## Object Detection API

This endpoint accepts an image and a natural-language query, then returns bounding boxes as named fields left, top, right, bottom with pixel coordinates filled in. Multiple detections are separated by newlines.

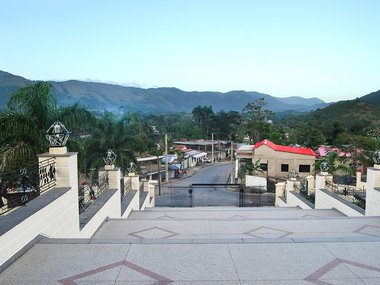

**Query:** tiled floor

left=1, top=207, right=380, bottom=284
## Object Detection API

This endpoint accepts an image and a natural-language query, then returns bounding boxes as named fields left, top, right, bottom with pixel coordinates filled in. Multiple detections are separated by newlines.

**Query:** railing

left=325, top=178, right=366, bottom=209
left=293, top=180, right=315, bottom=204
left=1, top=158, right=56, bottom=215
left=79, top=172, right=109, bottom=213
left=122, top=177, right=132, bottom=199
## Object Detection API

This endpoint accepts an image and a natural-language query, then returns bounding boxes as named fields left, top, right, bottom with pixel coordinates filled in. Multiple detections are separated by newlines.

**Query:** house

left=136, top=155, right=165, bottom=180
left=173, top=139, right=230, bottom=161
left=252, top=139, right=317, bottom=178
left=236, top=144, right=254, bottom=159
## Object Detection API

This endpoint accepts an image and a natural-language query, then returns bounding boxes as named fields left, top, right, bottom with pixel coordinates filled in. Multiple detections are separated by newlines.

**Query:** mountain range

left=0, top=70, right=328, bottom=114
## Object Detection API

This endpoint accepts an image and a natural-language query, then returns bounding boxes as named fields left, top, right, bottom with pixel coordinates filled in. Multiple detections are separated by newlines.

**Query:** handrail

left=79, top=172, right=109, bottom=213
left=1, top=158, right=56, bottom=215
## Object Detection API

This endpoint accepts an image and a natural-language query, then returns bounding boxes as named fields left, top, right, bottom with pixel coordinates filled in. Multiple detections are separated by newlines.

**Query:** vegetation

left=1, top=81, right=380, bottom=179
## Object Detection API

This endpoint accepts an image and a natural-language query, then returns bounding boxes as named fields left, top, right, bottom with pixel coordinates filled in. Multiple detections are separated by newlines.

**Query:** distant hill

left=0, top=71, right=30, bottom=107
left=360, top=90, right=380, bottom=106
left=0, top=70, right=328, bottom=114
left=296, top=91, right=380, bottom=130
left=278, top=96, right=325, bottom=106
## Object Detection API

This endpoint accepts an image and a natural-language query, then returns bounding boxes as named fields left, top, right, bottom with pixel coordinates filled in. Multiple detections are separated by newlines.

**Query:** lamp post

left=211, top=133, right=214, bottom=164
left=157, top=155, right=161, bottom=196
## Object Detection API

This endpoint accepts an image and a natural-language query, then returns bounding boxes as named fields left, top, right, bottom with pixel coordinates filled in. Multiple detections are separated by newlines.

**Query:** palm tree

left=80, top=112, right=136, bottom=176
left=0, top=82, right=95, bottom=171
left=314, top=151, right=352, bottom=177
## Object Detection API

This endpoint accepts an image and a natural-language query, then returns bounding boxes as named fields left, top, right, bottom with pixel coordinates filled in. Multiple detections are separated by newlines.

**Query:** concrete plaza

left=1, top=207, right=380, bottom=284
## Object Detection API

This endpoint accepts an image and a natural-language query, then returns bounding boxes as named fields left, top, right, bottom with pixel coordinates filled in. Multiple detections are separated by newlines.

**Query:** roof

left=237, top=145, right=254, bottom=151
left=318, top=146, right=351, bottom=158
left=168, top=164, right=182, bottom=170
left=174, top=141, right=216, bottom=146
left=137, top=155, right=164, bottom=162
left=254, top=139, right=317, bottom=156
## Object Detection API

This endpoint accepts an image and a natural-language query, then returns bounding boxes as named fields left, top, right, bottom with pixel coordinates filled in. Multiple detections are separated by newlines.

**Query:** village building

left=252, top=139, right=317, bottom=178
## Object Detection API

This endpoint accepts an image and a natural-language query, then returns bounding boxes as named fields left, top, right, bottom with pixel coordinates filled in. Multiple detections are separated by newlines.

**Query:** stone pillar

left=275, top=182, right=286, bottom=207
left=148, top=180, right=156, bottom=207
left=38, top=147, right=78, bottom=188
left=128, top=173, right=140, bottom=191
left=99, top=164, right=121, bottom=190
left=37, top=146, right=80, bottom=236
left=315, top=172, right=332, bottom=192
left=314, top=171, right=333, bottom=209
left=125, top=173, right=140, bottom=211
left=356, top=170, right=362, bottom=188
left=365, top=165, right=380, bottom=216
left=306, top=175, right=315, bottom=195
left=285, top=178, right=300, bottom=195
left=98, top=164, right=122, bottom=217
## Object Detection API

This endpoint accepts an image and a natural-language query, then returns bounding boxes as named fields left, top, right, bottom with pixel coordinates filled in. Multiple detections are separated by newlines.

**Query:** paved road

left=156, top=162, right=239, bottom=207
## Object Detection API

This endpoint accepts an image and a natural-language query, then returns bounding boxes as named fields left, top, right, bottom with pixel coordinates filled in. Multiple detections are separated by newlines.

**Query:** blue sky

left=0, top=0, right=379, bottom=102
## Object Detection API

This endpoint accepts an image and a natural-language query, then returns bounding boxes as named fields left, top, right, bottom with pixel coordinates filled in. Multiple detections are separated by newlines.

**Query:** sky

left=0, top=0, right=379, bottom=102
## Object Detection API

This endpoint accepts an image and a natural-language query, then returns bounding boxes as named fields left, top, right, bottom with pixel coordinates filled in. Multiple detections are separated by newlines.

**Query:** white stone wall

left=287, top=192, right=312, bottom=209
left=0, top=188, right=78, bottom=267
left=365, top=166, right=380, bottom=216
left=121, top=192, right=140, bottom=218
left=77, top=190, right=120, bottom=238
left=315, top=189, right=363, bottom=217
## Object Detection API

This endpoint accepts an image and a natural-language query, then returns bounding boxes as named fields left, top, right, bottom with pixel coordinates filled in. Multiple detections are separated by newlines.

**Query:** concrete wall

left=275, top=182, right=286, bottom=207
left=0, top=187, right=77, bottom=268
left=78, top=189, right=120, bottom=238
left=315, top=188, right=364, bottom=216
left=121, top=191, right=139, bottom=218
left=365, top=166, right=380, bottom=216
left=0, top=149, right=155, bottom=268
left=287, top=191, right=313, bottom=209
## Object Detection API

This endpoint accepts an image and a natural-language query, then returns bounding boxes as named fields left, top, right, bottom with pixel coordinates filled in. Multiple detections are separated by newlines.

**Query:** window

left=299, top=164, right=311, bottom=173
left=281, top=164, right=289, bottom=172
left=260, top=163, right=268, bottom=171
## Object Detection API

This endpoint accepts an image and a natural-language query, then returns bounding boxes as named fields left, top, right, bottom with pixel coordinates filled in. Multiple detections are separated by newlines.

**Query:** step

left=127, top=207, right=346, bottom=221
left=91, top=211, right=380, bottom=242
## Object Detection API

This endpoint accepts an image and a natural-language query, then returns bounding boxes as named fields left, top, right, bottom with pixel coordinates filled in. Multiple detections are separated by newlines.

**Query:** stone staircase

left=91, top=207, right=380, bottom=243
left=2, top=206, right=380, bottom=284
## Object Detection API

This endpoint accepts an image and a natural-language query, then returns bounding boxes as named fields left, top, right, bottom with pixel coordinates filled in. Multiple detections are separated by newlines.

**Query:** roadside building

left=252, top=139, right=317, bottom=178
left=173, top=139, right=230, bottom=161
left=136, top=155, right=165, bottom=180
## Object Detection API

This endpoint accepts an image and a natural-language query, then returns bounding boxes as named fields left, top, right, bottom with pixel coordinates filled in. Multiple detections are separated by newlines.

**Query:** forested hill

left=0, top=70, right=327, bottom=114
left=294, top=95, right=380, bottom=131
left=361, top=90, right=380, bottom=106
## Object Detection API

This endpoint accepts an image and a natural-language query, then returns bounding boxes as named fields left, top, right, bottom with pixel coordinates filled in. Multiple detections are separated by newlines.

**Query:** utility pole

left=165, top=133, right=169, bottom=182
left=157, top=155, right=161, bottom=196
left=231, top=140, right=233, bottom=162
left=211, top=133, right=214, bottom=164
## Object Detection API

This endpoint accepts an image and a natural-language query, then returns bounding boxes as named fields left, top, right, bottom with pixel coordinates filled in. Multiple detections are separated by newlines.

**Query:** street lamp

left=320, top=161, right=330, bottom=172
left=373, top=150, right=380, bottom=165
left=103, top=149, right=117, bottom=165
left=288, top=169, right=299, bottom=180
left=46, top=121, right=70, bottom=147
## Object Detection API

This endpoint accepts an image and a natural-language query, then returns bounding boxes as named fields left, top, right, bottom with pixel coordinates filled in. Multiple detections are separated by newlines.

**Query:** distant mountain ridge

left=0, top=70, right=328, bottom=114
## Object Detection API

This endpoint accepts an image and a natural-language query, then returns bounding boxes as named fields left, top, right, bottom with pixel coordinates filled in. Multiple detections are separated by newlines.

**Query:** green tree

left=314, top=152, right=351, bottom=176
left=0, top=82, right=94, bottom=171
left=191, top=105, right=214, bottom=137
left=80, top=112, right=135, bottom=176
left=239, top=98, right=273, bottom=143
left=290, top=123, right=326, bottom=148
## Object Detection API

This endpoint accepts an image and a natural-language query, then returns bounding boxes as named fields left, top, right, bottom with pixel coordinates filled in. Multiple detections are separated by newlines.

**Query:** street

left=155, top=162, right=241, bottom=207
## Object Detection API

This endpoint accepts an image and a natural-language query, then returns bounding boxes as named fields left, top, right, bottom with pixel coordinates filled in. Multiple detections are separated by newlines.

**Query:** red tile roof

left=253, top=139, right=317, bottom=156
